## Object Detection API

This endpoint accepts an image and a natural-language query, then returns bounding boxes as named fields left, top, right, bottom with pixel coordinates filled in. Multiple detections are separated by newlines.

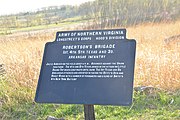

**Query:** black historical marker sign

left=35, top=29, right=136, bottom=106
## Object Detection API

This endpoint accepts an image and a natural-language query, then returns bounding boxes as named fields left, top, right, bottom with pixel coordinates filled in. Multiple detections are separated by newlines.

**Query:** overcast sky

left=0, top=0, right=95, bottom=15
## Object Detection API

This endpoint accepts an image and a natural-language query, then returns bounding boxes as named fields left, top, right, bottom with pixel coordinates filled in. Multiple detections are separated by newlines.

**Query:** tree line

left=0, top=0, right=179, bottom=34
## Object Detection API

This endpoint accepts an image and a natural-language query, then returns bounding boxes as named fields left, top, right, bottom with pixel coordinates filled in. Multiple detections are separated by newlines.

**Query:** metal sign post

left=84, top=105, right=95, bottom=120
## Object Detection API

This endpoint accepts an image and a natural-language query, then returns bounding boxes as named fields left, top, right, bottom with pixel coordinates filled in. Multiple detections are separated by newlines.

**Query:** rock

left=134, top=86, right=161, bottom=95
left=47, top=116, right=65, bottom=120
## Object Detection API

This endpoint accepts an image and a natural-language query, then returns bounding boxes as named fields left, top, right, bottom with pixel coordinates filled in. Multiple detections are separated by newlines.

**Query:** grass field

left=0, top=21, right=180, bottom=119
left=0, top=16, right=88, bottom=35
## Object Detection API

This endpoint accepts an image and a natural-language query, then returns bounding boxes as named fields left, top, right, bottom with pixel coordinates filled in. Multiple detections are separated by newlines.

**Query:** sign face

left=35, top=29, right=136, bottom=106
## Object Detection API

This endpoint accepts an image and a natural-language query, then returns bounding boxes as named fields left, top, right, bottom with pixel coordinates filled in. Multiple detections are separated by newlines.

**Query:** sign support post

left=84, top=105, right=95, bottom=120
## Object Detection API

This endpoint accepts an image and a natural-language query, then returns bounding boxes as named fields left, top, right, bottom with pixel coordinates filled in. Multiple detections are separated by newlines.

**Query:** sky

left=0, top=0, right=95, bottom=15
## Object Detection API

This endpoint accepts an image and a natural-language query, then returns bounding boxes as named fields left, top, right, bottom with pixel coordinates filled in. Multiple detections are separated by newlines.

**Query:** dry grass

left=0, top=21, right=180, bottom=93
left=127, top=21, right=180, bottom=90
left=0, top=32, right=54, bottom=90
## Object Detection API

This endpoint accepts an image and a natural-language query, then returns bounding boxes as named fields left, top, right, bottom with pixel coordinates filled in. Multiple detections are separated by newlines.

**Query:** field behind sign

left=1, top=21, right=179, bottom=90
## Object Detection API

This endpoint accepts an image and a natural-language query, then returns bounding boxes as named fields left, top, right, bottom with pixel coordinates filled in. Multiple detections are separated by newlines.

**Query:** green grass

left=0, top=16, right=88, bottom=35
left=0, top=77, right=179, bottom=120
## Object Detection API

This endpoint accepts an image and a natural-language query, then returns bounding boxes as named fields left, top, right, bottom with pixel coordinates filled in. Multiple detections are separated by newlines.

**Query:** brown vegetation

left=127, top=21, right=180, bottom=90
left=0, top=21, right=180, bottom=92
